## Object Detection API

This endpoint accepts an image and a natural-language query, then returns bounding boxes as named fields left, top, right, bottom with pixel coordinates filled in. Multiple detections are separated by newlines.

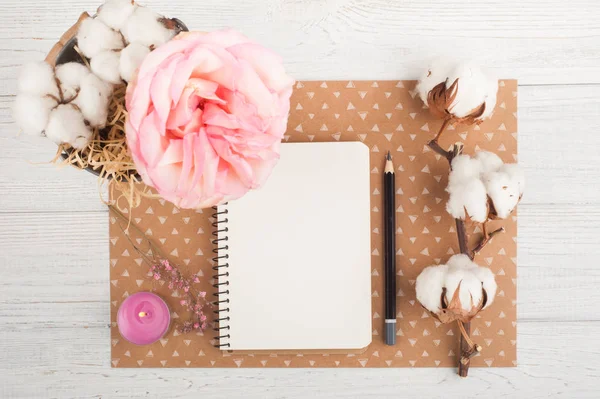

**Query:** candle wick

left=139, top=312, right=147, bottom=317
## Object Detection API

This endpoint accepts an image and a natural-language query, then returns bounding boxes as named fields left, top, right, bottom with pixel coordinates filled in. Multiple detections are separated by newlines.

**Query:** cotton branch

left=427, top=136, right=480, bottom=377
left=472, top=225, right=505, bottom=256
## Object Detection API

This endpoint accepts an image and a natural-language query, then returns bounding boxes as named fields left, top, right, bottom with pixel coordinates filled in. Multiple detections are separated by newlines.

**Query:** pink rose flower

left=126, top=30, right=294, bottom=208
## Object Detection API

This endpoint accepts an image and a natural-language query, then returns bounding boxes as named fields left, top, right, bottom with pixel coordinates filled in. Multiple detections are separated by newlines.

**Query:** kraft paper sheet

left=109, top=80, right=517, bottom=368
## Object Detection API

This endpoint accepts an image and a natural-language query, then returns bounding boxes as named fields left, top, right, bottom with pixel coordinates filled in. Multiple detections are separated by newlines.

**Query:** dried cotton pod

left=45, top=104, right=93, bottom=150
left=446, top=151, right=524, bottom=223
left=91, top=50, right=122, bottom=84
left=416, top=60, right=498, bottom=143
left=122, top=6, right=177, bottom=48
left=17, top=62, right=60, bottom=99
left=119, top=42, right=150, bottom=82
left=55, top=62, right=91, bottom=102
left=73, top=73, right=113, bottom=128
left=96, top=0, right=137, bottom=31
left=76, top=17, right=124, bottom=59
left=12, top=94, right=58, bottom=136
left=416, top=254, right=497, bottom=324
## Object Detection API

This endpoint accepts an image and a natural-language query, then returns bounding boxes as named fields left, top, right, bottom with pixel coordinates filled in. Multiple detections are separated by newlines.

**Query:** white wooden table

left=1, top=0, right=599, bottom=397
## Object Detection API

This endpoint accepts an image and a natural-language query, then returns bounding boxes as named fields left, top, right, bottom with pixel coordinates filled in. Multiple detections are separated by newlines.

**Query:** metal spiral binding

left=211, top=205, right=231, bottom=348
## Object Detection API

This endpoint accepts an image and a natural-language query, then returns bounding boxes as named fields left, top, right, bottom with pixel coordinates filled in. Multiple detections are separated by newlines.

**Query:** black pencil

left=384, top=151, right=396, bottom=345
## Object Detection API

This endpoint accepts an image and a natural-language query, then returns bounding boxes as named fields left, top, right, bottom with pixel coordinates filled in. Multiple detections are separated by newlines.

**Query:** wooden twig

left=427, top=139, right=452, bottom=161
left=455, top=219, right=469, bottom=255
left=472, top=226, right=505, bottom=257
left=427, top=138, right=480, bottom=377
left=427, top=119, right=454, bottom=161
left=432, top=118, right=452, bottom=143
left=458, top=321, right=471, bottom=377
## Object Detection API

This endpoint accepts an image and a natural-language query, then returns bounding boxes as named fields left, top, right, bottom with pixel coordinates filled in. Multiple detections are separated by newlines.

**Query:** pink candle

left=117, top=292, right=170, bottom=345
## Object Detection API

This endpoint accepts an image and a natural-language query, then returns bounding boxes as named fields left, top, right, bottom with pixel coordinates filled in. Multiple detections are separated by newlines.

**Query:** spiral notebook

left=213, top=142, right=372, bottom=351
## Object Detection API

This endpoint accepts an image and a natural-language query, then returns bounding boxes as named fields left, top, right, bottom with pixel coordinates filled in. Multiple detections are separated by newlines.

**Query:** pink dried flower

left=145, top=256, right=211, bottom=334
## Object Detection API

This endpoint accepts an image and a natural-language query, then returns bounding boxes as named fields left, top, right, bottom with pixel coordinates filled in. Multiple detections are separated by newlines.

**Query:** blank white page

left=218, top=142, right=372, bottom=350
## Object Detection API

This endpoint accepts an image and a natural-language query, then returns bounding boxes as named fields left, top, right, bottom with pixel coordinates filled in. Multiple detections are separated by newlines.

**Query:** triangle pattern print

left=110, top=80, right=517, bottom=368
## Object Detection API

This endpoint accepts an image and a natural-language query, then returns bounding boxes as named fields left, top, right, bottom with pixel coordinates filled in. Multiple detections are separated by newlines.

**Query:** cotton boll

left=484, top=171, right=521, bottom=219
left=122, top=7, right=176, bottom=48
left=446, top=254, right=476, bottom=270
left=45, top=104, right=92, bottom=149
left=499, top=163, right=525, bottom=196
left=119, top=43, right=150, bottom=82
left=55, top=62, right=91, bottom=102
left=444, top=267, right=484, bottom=312
left=415, top=255, right=497, bottom=322
left=416, top=58, right=454, bottom=105
left=97, top=0, right=136, bottom=31
left=91, top=50, right=122, bottom=84
left=446, top=178, right=488, bottom=222
left=17, top=62, right=60, bottom=98
left=12, top=94, right=58, bottom=136
left=415, top=265, right=448, bottom=313
left=480, top=76, right=499, bottom=119
left=447, top=154, right=489, bottom=222
left=445, top=62, right=491, bottom=118
left=471, top=267, right=497, bottom=309
left=77, top=17, right=124, bottom=59
left=449, top=154, right=482, bottom=184
left=74, top=73, right=113, bottom=128
left=474, top=151, right=503, bottom=176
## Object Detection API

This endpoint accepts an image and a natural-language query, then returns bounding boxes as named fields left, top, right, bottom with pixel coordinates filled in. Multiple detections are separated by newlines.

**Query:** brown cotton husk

left=427, top=79, right=486, bottom=125
left=432, top=285, right=487, bottom=324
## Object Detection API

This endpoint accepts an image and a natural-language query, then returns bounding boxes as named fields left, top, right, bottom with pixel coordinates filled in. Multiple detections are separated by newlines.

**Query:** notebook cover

left=109, top=80, right=517, bottom=368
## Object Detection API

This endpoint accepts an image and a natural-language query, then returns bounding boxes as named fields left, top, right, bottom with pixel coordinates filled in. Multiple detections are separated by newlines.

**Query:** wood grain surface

left=1, top=0, right=599, bottom=397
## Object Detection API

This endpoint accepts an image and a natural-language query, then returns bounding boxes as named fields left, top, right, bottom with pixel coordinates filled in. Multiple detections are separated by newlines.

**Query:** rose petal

left=138, top=112, right=168, bottom=167
left=208, top=127, right=254, bottom=187
left=167, top=88, right=201, bottom=129
left=229, top=58, right=276, bottom=118
left=170, top=47, right=223, bottom=104
left=158, top=139, right=184, bottom=166
left=177, top=133, right=194, bottom=195
left=228, top=43, right=295, bottom=93
left=150, top=56, right=180, bottom=132
left=202, top=103, right=241, bottom=130
left=190, top=130, right=207, bottom=190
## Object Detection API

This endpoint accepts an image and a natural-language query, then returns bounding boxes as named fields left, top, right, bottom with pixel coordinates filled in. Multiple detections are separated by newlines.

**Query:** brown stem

left=428, top=140, right=483, bottom=377
left=472, top=226, right=505, bottom=257
left=427, top=139, right=452, bottom=161
left=433, top=118, right=452, bottom=142
left=427, top=119, right=454, bottom=161
left=459, top=320, right=481, bottom=377
left=455, top=219, right=469, bottom=256
left=458, top=322, right=471, bottom=377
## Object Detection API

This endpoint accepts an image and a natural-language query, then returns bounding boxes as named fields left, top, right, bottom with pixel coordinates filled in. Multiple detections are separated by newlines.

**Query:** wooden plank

left=1, top=84, right=600, bottom=212
left=1, top=206, right=598, bottom=324
left=0, top=0, right=599, bottom=88
left=0, top=321, right=598, bottom=398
